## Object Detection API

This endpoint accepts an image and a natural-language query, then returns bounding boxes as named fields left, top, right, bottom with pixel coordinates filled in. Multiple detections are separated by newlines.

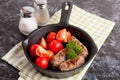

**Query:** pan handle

left=59, top=1, right=73, bottom=25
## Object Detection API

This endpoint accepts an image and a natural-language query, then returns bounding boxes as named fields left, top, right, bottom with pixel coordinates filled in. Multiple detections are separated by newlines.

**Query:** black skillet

left=22, top=1, right=98, bottom=78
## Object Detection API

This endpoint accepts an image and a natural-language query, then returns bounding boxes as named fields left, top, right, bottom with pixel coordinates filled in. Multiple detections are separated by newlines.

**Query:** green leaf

left=66, top=41, right=77, bottom=49
left=66, top=49, right=78, bottom=59
left=74, top=45, right=83, bottom=53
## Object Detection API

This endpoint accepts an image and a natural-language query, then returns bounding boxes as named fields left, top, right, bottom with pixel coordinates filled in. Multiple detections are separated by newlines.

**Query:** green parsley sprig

left=66, top=41, right=83, bottom=59
left=66, top=49, right=77, bottom=59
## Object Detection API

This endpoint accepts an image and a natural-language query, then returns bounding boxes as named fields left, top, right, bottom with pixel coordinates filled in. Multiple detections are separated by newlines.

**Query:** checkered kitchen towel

left=2, top=5, right=115, bottom=80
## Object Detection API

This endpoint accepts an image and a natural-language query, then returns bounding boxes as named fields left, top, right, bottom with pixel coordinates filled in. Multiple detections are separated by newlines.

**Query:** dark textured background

left=0, top=0, right=120, bottom=80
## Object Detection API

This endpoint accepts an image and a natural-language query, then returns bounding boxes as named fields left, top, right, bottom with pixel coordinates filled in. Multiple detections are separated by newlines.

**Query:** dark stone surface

left=0, top=0, right=120, bottom=80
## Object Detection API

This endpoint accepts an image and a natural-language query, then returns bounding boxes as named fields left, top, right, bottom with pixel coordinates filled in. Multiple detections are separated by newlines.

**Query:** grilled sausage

left=50, top=48, right=67, bottom=69
left=59, top=55, right=85, bottom=71
left=50, top=36, right=89, bottom=71
left=68, top=36, right=89, bottom=58
left=58, top=36, right=88, bottom=71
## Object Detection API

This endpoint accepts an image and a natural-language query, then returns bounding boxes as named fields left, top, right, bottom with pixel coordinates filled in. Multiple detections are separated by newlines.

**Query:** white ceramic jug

left=19, top=6, right=38, bottom=35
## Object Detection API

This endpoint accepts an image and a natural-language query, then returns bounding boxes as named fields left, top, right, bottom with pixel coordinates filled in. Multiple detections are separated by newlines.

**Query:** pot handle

left=59, top=1, right=73, bottom=24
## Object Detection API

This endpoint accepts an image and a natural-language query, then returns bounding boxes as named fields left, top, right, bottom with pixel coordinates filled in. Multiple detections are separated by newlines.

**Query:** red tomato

left=47, top=32, right=56, bottom=43
left=35, top=57, right=48, bottom=69
left=48, top=40, right=63, bottom=53
left=47, top=50, right=54, bottom=61
left=56, top=28, right=67, bottom=42
left=36, top=45, right=49, bottom=57
left=66, top=31, right=71, bottom=41
left=29, top=44, right=39, bottom=59
left=38, top=37, right=47, bottom=49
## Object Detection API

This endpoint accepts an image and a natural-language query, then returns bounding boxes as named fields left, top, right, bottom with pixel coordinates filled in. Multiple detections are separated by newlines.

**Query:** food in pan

left=29, top=28, right=89, bottom=71
left=51, top=36, right=88, bottom=71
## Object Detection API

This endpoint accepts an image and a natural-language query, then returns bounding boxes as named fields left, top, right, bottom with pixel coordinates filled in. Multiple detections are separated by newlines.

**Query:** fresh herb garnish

left=74, top=45, right=82, bottom=53
left=66, top=41, right=83, bottom=59
left=66, top=49, right=78, bottom=59
left=66, top=41, right=76, bottom=49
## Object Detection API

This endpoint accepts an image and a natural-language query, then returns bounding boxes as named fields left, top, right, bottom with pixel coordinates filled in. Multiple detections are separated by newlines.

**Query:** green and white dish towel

left=2, top=5, right=115, bottom=80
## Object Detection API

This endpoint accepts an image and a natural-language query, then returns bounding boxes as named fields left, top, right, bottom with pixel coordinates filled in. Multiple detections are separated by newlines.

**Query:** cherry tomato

left=47, top=32, right=56, bottom=43
left=47, top=50, right=54, bottom=61
left=29, top=44, right=39, bottom=59
left=56, top=28, right=67, bottom=42
left=36, top=45, right=49, bottom=57
left=38, top=37, right=47, bottom=49
left=66, top=31, right=71, bottom=41
left=35, top=57, right=48, bottom=69
left=48, top=40, right=63, bottom=53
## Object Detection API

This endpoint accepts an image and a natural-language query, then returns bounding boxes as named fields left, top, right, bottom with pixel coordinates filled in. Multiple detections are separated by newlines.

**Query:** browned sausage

left=50, top=36, right=89, bottom=71
left=59, top=55, right=85, bottom=71
left=50, top=48, right=67, bottom=69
